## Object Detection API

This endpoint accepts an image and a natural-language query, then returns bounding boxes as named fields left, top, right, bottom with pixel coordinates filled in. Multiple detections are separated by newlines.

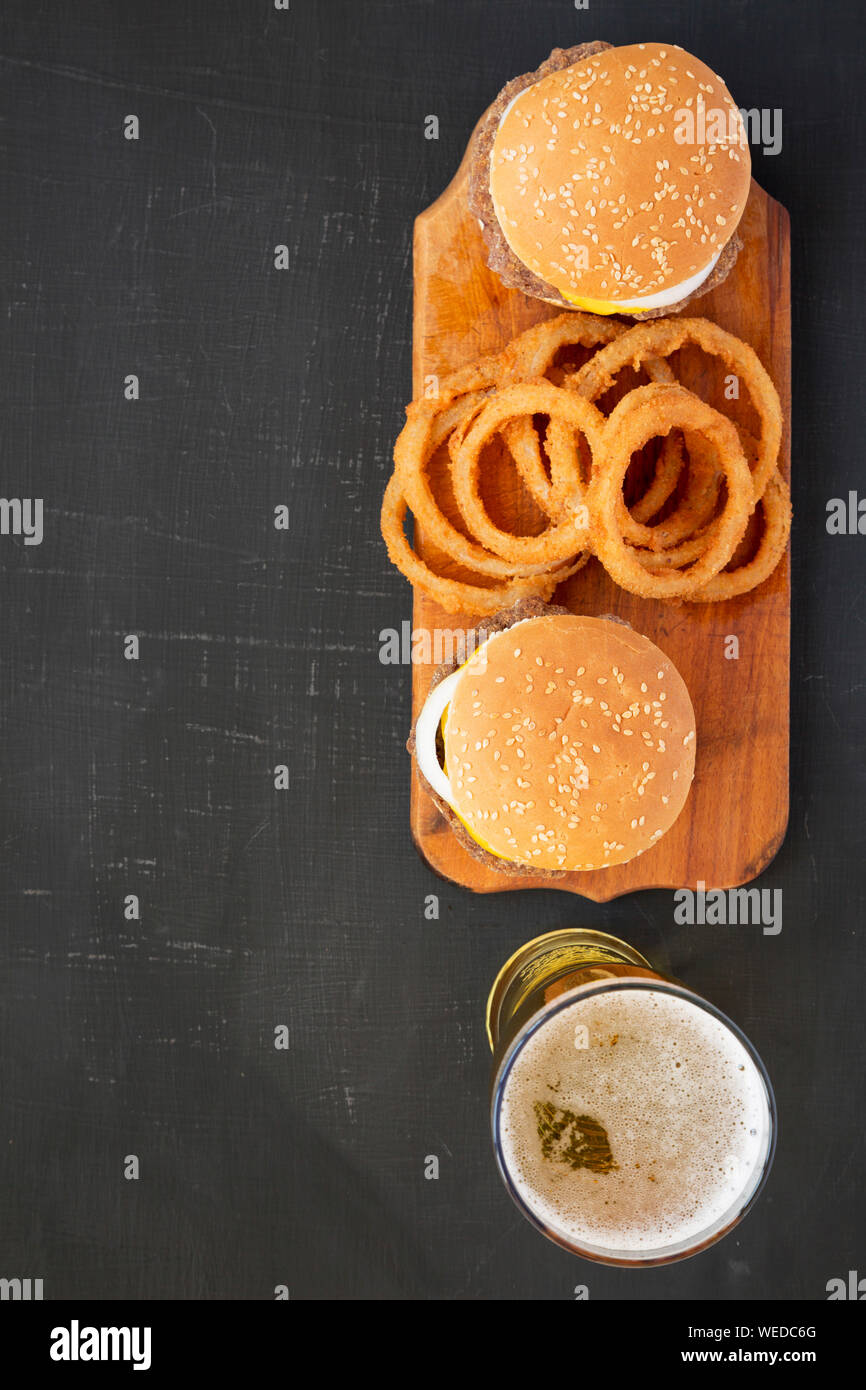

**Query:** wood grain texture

left=409, top=142, right=791, bottom=900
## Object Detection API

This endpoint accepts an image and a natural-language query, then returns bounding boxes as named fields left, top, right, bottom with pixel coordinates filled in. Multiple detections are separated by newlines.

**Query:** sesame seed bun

left=469, top=42, right=750, bottom=316
left=412, top=602, right=696, bottom=874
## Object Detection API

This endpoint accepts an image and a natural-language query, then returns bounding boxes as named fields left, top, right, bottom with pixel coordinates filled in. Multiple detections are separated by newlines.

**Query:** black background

left=0, top=0, right=863, bottom=1302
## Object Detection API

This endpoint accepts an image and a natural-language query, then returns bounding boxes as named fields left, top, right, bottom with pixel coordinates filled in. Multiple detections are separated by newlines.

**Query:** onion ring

left=557, top=369, right=720, bottom=550
left=500, top=310, right=624, bottom=381
left=588, top=384, right=754, bottom=599
left=499, top=312, right=683, bottom=522
left=687, top=469, right=791, bottom=602
left=499, top=313, right=625, bottom=514
left=380, top=474, right=587, bottom=614
left=552, top=372, right=697, bottom=545
left=571, top=316, right=782, bottom=504
left=394, top=392, right=567, bottom=579
left=631, top=428, right=764, bottom=573
left=380, top=313, right=788, bottom=615
left=610, top=419, right=723, bottom=552
left=449, top=381, right=605, bottom=565
left=499, top=414, right=566, bottom=517
left=628, top=430, right=688, bottom=525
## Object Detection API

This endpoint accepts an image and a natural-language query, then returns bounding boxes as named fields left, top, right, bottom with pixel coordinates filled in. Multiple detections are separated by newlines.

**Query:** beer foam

left=498, top=987, right=771, bottom=1255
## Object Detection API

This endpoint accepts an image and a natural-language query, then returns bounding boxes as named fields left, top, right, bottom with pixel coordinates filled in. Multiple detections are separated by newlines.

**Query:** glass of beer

left=487, top=929, right=776, bottom=1265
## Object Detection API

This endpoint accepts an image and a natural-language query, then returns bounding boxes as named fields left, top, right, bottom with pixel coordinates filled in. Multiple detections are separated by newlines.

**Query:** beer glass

left=487, top=929, right=776, bottom=1266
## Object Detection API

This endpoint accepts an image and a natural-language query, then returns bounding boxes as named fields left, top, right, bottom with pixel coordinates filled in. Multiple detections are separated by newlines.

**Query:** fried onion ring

left=393, top=393, right=559, bottom=579
left=499, top=310, right=624, bottom=381
left=499, top=312, right=683, bottom=522
left=552, top=368, right=701, bottom=547
left=588, top=385, right=754, bottom=599
left=380, top=474, right=588, bottom=614
left=687, top=469, right=791, bottom=602
left=499, top=313, right=625, bottom=514
left=572, top=316, right=782, bottom=504
left=449, top=381, right=605, bottom=565
left=610, top=423, right=722, bottom=552
left=380, top=313, right=789, bottom=614
left=558, top=363, right=723, bottom=550
left=630, top=427, right=764, bottom=573
left=628, top=429, right=688, bottom=525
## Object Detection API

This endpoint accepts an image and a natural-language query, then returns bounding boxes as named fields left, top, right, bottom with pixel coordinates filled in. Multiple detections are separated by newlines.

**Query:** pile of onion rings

left=381, top=312, right=790, bottom=613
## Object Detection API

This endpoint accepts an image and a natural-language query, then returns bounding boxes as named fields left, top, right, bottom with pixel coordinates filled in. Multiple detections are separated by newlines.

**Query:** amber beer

left=488, top=930, right=776, bottom=1265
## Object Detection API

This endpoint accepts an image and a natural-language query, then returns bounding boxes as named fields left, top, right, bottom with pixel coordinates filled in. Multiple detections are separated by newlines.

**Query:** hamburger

left=410, top=599, right=696, bottom=876
left=468, top=41, right=751, bottom=318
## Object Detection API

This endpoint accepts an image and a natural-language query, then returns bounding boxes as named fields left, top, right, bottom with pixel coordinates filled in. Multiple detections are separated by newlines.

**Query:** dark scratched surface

left=0, top=0, right=864, bottom=1300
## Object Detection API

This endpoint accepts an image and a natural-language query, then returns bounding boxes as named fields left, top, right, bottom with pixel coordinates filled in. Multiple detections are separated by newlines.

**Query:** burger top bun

left=472, top=41, right=751, bottom=315
left=442, top=613, right=696, bottom=872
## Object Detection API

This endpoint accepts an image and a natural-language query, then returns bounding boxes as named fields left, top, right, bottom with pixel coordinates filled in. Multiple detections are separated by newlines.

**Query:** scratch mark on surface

left=183, top=722, right=265, bottom=744
left=90, top=628, right=364, bottom=654
left=242, top=818, right=270, bottom=851
left=196, top=106, right=218, bottom=199
left=0, top=54, right=296, bottom=120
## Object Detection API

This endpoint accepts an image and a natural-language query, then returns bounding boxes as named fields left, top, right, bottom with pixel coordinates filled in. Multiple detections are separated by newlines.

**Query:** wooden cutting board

left=408, top=132, right=791, bottom=901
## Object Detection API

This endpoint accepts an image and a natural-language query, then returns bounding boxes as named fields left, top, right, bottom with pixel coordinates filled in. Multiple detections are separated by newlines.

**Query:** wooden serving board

left=409, top=136, right=790, bottom=901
